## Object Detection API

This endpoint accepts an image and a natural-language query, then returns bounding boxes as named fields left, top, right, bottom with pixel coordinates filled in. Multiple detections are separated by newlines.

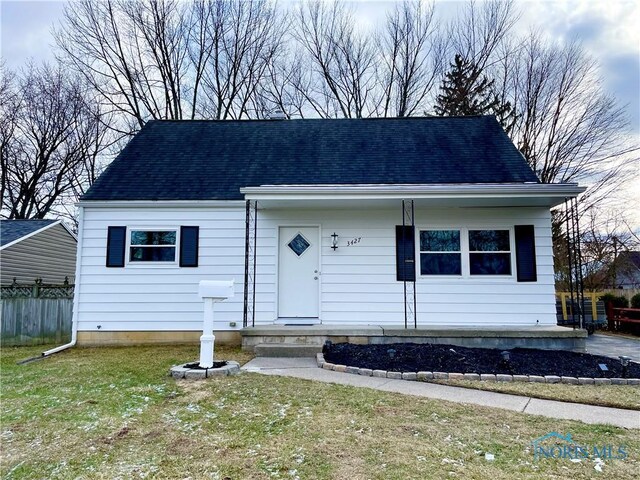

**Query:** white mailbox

left=198, top=280, right=234, bottom=368
left=198, top=280, right=235, bottom=301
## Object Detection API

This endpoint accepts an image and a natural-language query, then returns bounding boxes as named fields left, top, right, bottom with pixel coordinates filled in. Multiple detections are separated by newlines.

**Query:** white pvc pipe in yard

left=199, top=297, right=216, bottom=368
left=42, top=206, right=84, bottom=357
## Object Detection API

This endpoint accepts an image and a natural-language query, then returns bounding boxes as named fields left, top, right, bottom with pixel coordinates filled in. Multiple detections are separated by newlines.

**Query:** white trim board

left=241, top=183, right=585, bottom=207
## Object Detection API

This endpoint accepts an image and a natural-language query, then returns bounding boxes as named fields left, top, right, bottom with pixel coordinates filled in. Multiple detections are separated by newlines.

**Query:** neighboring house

left=613, top=251, right=640, bottom=289
left=0, top=220, right=77, bottom=285
left=73, top=116, right=585, bottom=346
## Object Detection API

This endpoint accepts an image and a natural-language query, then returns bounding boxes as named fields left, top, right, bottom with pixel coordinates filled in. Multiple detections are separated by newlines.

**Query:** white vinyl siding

left=75, top=204, right=556, bottom=333
left=256, top=207, right=555, bottom=327
left=415, top=209, right=553, bottom=326
left=77, top=207, right=246, bottom=332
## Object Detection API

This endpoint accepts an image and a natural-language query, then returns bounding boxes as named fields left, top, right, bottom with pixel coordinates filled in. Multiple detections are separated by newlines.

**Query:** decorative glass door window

left=419, top=230, right=462, bottom=275
left=129, top=230, right=177, bottom=262
left=468, top=230, right=511, bottom=275
left=287, top=233, right=311, bottom=257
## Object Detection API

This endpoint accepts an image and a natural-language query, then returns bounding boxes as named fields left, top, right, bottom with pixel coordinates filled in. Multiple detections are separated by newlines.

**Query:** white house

left=71, top=116, right=586, bottom=351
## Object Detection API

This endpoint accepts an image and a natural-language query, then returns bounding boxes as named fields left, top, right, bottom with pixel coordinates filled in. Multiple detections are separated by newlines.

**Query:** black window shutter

left=180, top=226, right=199, bottom=267
left=515, top=225, right=537, bottom=282
left=106, top=226, right=126, bottom=267
left=396, top=225, right=416, bottom=281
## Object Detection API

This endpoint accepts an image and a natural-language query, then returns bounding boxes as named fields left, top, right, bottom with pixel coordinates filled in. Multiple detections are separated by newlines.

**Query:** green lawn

left=1, top=345, right=639, bottom=479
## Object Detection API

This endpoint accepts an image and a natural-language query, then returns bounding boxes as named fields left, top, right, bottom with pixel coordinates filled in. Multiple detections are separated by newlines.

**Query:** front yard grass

left=433, top=379, right=640, bottom=411
left=2, top=345, right=639, bottom=479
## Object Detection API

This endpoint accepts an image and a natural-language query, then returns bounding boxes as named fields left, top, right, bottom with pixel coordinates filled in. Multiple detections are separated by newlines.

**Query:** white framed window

left=418, top=227, right=513, bottom=278
left=468, top=229, right=511, bottom=275
left=419, top=229, right=462, bottom=275
left=127, top=228, right=178, bottom=264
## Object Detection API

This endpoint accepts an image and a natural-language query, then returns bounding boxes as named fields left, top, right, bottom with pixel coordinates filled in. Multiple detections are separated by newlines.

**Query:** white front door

left=278, top=227, right=320, bottom=320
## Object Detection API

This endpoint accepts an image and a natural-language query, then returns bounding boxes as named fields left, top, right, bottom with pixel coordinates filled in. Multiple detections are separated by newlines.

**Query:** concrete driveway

left=586, top=333, right=640, bottom=362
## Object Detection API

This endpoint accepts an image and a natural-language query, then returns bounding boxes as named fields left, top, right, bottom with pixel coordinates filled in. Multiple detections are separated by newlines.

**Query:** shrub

left=631, top=293, right=640, bottom=309
left=599, top=294, right=629, bottom=308
left=599, top=293, right=616, bottom=307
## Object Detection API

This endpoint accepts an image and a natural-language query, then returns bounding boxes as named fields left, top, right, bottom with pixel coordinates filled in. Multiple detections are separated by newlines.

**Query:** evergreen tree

left=434, top=54, right=513, bottom=131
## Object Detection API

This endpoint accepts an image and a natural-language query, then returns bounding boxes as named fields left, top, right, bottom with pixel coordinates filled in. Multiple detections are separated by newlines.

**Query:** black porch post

left=243, top=200, right=258, bottom=328
left=243, top=201, right=250, bottom=328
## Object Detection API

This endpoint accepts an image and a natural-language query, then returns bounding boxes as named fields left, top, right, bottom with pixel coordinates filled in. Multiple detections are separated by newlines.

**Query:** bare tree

left=0, top=63, right=21, bottom=211
left=448, top=0, right=519, bottom=75
left=1, top=63, right=111, bottom=220
left=251, top=50, right=313, bottom=119
left=195, top=0, right=287, bottom=119
left=294, top=1, right=378, bottom=118
left=579, top=207, right=640, bottom=290
left=55, top=0, right=287, bottom=130
left=55, top=0, right=193, bottom=132
left=376, top=0, right=446, bottom=117
left=445, top=2, right=636, bottom=218
left=510, top=33, right=638, bottom=213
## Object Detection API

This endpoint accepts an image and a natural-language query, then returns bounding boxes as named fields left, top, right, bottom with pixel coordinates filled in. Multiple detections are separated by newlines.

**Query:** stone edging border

left=316, top=354, right=640, bottom=386
left=170, top=361, right=240, bottom=379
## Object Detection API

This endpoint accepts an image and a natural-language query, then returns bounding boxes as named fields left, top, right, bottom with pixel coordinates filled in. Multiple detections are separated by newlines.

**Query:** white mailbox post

left=198, top=280, right=234, bottom=368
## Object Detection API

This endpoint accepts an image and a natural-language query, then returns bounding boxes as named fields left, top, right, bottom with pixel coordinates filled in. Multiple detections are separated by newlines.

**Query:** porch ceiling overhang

left=240, top=183, right=586, bottom=209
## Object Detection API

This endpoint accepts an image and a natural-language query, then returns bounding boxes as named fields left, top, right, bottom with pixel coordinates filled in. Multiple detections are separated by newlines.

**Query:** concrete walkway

left=586, top=333, right=640, bottom=362
left=241, top=357, right=640, bottom=430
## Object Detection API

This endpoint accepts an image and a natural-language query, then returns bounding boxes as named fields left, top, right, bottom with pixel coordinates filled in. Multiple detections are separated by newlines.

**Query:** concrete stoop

left=241, top=325, right=588, bottom=354
left=254, top=343, right=323, bottom=357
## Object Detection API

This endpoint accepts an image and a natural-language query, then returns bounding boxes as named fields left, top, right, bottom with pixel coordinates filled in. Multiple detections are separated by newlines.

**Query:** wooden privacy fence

left=1, top=281, right=74, bottom=346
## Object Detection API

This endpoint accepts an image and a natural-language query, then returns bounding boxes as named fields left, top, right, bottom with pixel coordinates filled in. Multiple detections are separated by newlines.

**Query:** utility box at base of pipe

left=198, top=280, right=235, bottom=368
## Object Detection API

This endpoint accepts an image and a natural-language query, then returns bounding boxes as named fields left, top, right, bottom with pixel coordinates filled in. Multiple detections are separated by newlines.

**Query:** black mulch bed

left=322, top=342, right=640, bottom=379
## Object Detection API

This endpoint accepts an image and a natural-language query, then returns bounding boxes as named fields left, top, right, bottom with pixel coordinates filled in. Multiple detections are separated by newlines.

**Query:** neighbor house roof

left=82, top=116, right=540, bottom=202
left=0, top=220, right=59, bottom=248
left=618, top=251, right=640, bottom=269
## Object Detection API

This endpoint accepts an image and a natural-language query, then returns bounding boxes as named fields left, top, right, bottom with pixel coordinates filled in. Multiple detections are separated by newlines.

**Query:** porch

left=240, top=324, right=588, bottom=357
left=240, top=184, right=587, bottom=332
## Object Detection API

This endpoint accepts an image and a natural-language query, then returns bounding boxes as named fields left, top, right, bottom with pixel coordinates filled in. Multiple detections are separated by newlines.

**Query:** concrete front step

left=254, top=343, right=322, bottom=357
left=242, top=325, right=588, bottom=352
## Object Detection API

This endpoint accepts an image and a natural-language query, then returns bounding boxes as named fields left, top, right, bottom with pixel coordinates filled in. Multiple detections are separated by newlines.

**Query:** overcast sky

left=2, top=0, right=638, bottom=131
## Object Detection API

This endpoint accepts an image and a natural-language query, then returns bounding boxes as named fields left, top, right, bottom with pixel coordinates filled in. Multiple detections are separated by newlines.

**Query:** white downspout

left=42, top=205, right=84, bottom=357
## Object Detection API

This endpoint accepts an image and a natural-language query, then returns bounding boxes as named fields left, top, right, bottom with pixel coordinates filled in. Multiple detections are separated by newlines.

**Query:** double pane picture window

left=419, top=228, right=512, bottom=276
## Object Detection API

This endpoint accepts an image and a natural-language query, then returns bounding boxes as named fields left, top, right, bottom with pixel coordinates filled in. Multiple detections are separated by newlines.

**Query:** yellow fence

left=555, top=292, right=602, bottom=322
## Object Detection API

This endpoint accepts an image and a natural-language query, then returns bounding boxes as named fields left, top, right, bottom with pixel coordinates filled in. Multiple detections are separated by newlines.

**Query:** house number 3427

left=346, top=237, right=362, bottom=246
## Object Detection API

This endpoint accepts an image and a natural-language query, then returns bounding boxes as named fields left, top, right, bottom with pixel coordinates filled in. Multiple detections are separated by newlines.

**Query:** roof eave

left=77, top=199, right=247, bottom=208
left=241, top=183, right=585, bottom=207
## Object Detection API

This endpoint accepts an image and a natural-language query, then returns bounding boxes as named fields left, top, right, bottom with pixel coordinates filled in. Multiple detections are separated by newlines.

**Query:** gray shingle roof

left=82, top=116, right=539, bottom=201
left=0, top=220, right=58, bottom=247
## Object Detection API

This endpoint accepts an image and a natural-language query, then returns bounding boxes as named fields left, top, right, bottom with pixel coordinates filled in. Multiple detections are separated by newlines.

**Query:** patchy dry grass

left=433, top=379, right=640, bottom=411
left=2, top=345, right=639, bottom=479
